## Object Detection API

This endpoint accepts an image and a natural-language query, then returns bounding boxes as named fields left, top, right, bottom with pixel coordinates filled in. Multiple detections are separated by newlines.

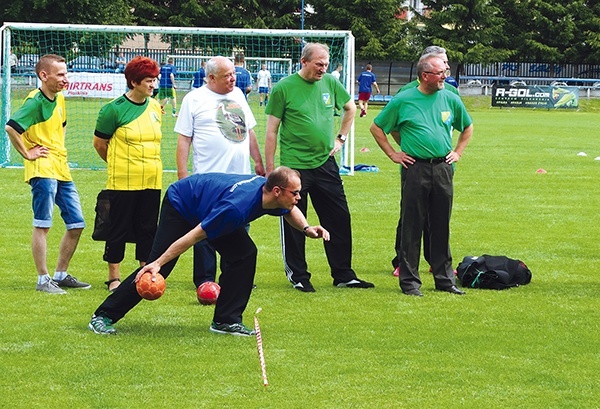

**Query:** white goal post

left=1, top=22, right=355, bottom=172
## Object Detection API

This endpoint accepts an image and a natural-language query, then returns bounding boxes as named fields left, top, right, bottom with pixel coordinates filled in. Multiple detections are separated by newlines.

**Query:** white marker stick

left=254, top=310, right=268, bottom=386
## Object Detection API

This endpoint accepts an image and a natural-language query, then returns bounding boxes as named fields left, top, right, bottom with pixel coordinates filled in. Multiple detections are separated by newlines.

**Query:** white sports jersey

left=257, top=69, right=271, bottom=88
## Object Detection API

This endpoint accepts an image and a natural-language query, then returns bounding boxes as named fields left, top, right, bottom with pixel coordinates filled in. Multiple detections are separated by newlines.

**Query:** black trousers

left=192, top=240, right=217, bottom=288
left=399, top=160, right=455, bottom=291
left=391, top=204, right=431, bottom=269
left=281, top=156, right=357, bottom=284
left=95, top=196, right=257, bottom=325
left=103, top=189, right=160, bottom=263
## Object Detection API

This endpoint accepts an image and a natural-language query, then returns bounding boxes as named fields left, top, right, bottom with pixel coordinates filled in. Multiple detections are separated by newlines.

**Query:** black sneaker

left=292, top=279, right=315, bottom=292
left=55, top=274, right=91, bottom=289
left=209, top=321, right=255, bottom=337
left=334, top=278, right=375, bottom=289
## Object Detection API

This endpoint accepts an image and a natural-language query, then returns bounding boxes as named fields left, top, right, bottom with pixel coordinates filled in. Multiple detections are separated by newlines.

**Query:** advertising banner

left=63, top=72, right=127, bottom=99
left=491, top=85, right=578, bottom=109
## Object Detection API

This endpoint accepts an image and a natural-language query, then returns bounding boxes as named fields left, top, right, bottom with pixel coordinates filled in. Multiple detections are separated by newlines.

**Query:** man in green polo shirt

left=370, top=54, right=473, bottom=297
left=265, top=42, right=374, bottom=292
left=389, top=45, right=460, bottom=278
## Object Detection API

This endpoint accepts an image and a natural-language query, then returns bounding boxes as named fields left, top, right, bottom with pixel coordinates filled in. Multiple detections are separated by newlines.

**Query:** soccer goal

left=1, top=22, right=355, bottom=172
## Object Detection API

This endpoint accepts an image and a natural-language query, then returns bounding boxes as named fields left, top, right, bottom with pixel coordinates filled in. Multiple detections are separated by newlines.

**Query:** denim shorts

left=30, top=178, right=86, bottom=229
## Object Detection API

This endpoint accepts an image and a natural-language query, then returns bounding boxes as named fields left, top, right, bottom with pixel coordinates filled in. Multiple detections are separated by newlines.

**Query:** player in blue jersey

left=89, top=167, right=329, bottom=336
left=356, top=64, right=380, bottom=117
left=158, top=57, right=178, bottom=116
left=234, top=53, right=253, bottom=98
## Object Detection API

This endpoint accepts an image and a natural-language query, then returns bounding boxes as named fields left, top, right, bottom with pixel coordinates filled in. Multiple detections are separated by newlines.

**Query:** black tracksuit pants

left=281, top=156, right=357, bottom=284
left=95, top=196, right=257, bottom=325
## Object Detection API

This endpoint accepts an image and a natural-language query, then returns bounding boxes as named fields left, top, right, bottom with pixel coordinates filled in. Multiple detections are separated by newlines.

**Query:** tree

left=493, top=0, right=580, bottom=63
left=415, top=0, right=600, bottom=64
left=562, top=0, right=600, bottom=63
left=129, top=0, right=299, bottom=30
left=308, top=0, right=407, bottom=60
left=414, top=0, right=512, bottom=64
left=1, top=0, right=132, bottom=27
left=1, top=0, right=133, bottom=58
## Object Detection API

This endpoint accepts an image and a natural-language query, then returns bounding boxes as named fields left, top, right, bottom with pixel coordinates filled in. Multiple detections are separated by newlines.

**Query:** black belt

left=414, top=157, right=446, bottom=163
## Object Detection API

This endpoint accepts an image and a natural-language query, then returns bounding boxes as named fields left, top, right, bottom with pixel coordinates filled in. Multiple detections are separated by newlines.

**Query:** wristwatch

left=337, top=134, right=347, bottom=142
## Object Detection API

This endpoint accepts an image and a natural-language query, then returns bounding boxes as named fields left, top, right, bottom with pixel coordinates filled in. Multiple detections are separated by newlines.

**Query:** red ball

left=197, top=281, right=220, bottom=305
left=136, top=272, right=166, bottom=300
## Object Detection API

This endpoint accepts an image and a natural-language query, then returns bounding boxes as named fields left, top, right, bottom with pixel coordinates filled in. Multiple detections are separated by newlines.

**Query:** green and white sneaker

left=88, top=315, right=117, bottom=335
left=55, top=274, right=91, bottom=289
left=209, top=321, right=255, bottom=337
left=36, top=280, right=66, bottom=294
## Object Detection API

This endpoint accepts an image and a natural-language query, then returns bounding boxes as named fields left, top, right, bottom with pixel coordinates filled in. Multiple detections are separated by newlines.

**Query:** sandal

left=104, top=278, right=121, bottom=292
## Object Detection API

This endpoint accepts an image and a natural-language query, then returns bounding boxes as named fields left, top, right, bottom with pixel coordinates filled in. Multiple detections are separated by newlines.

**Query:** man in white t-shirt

left=256, top=64, right=272, bottom=107
left=175, top=56, right=265, bottom=288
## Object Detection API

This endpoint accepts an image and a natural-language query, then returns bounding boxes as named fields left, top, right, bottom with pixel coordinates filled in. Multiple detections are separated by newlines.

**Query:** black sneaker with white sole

left=334, top=278, right=375, bottom=289
left=209, top=321, right=255, bottom=337
left=292, top=279, right=315, bottom=292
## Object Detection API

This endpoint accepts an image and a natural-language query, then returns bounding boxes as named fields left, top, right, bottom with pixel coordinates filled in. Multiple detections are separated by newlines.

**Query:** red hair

left=124, top=56, right=160, bottom=89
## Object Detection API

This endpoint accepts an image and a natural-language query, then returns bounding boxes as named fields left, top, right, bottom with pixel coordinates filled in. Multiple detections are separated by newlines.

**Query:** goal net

left=169, top=54, right=293, bottom=93
left=1, top=23, right=355, bottom=172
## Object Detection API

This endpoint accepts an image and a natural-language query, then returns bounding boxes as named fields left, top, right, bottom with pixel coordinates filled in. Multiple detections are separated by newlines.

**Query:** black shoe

left=293, top=280, right=315, bottom=292
left=403, top=289, right=423, bottom=297
left=209, top=321, right=255, bottom=337
left=439, top=285, right=465, bottom=295
left=334, top=278, right=375, bottom=289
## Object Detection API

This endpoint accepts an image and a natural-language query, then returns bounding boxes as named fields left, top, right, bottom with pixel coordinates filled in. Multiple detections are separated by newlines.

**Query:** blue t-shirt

left=159, top=64, right=177, bottom=88
left=192, top=68, right=206, bottom=88
left=167, top=173, right=289, bottom=240
left=235, top=66, right=252, bottom=97
left=357, top=71, right=377, bottom=93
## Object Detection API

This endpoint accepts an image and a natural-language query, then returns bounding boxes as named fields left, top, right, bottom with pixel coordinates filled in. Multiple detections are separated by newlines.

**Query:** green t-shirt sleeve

left=94, top=103, right=118, bottom=139
left=265, top=82, right=285, bottom=119
left=373, top=98, right=401, bottom=134
left=446, top=83, right=460, bottom=95
left=10, top=96, right=44, bottom=132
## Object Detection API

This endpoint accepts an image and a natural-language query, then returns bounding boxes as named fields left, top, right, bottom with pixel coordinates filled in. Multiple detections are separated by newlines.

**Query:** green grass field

left=1, top=97, right=599, bottom=408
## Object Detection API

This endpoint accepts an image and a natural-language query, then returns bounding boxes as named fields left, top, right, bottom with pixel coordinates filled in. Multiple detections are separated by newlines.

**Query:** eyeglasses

left=424, top=69, right=451, bottom=77
left=277, top=186, right=301, bottom=197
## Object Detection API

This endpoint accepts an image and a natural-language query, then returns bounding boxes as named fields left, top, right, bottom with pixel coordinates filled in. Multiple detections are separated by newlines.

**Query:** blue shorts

left=30, top=178, right=86, bottom=230
left=259, top=87, right=269, bottom=94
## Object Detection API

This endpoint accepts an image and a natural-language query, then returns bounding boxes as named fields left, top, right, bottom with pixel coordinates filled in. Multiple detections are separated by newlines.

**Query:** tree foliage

left=308, top=0, right=406, bottom=60
left=413, top=0, right=512, bottom=63
left=1, top=0, right=133, bottom=57
left=2, top=0, right=599, bottom=64
left=415, top=0, right=600, bottom=64
left=1, top=0, right=132, bottom=26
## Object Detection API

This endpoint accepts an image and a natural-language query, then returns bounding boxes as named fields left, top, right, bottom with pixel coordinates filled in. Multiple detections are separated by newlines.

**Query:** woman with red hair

left=93, top=56, right=163, bottom=292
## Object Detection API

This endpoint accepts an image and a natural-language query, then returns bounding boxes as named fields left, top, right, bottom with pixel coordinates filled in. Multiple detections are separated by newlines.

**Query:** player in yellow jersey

left=5, top=54, right=89, bottom=294
left=93, top=56, right=163, bottom=292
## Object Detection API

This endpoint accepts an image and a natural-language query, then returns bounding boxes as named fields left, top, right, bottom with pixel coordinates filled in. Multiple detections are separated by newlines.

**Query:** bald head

left=206, top=56, right=234, bottom=76
left=206, top=56, right=236, bottom=94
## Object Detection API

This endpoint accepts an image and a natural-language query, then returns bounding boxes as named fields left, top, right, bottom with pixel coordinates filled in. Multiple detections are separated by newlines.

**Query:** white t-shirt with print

left=174, top=86, right=257, bottom=174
